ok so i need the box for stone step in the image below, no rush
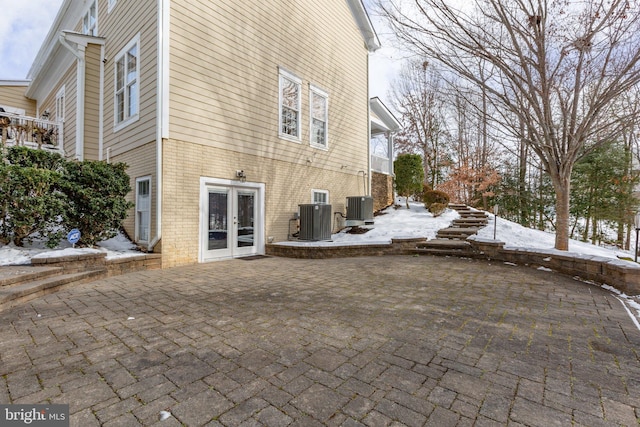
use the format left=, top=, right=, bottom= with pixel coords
left=416, top=239, right=472, bottom=249
left=448, top=203, right=468, bottom=210
left=436, top=227, right=480, bottom=239
left=0, top=266, right=64, bottom=287
left=413, top=248, right=475, bottom=257
left=453, top=218, right=488, bottom=225
left=0, top=269, right=106, bottom=310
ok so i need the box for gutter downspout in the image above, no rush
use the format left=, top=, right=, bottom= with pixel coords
left=59, top=33, right=85, bottom=161
left=148, top=0, right=170, bottom=252
left=98, top=44, right=105, bottom=160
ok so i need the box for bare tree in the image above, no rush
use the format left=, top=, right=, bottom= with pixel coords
left=391, top=60, right=448, bottom=188
left=378, top=0, right=640, bottom=250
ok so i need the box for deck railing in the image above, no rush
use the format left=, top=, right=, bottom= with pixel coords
left=0, top=111, right=63, bottom=154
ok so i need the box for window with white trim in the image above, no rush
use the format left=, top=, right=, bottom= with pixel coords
left=278, top=68, right=301, bottom=141
left=114, top=35, right=140, bottom=129
left=82, top=1, right=97, bottom=36
left=55, top=86, right=65, bottom=122
left=312, top=189, right=329, bottom=205
left=310, top=85, right=328, bottom=148
left=108, top=0, right=117, bottom=13
left=136, top=177, right=151, bottom=243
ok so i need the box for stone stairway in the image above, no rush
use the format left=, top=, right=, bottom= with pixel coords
left=414, top=203, right=489, bottom=256
left=0, top=251, right=162, bottom=311
left=0, top=265, right=106, bottom=310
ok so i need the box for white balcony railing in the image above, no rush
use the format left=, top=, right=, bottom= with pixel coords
left=371, top=154, right=391, bottom=174
left=0, top=111, right=63, bottom=154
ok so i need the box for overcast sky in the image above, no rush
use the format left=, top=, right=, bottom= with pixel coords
left=0, top=0, right=398, bottom=103
left=0, top=0, right=65, bottom=79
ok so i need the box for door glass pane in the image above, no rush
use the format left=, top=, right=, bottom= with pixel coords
left=208, top=191, right=228, bottom=250
left=237, top=192, right=255, bottom=247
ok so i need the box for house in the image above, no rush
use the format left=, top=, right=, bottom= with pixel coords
left=0, top=0, right=381, bottom=267
left=370, top=97, right=401, bottom=212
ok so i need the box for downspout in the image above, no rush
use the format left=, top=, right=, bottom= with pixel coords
left=148, top=0, right=169, bottom=252
left=59, top=33, right=85, bottom=161
left=98, top=44, right=105, bottom=160
left=366, top=53, right=372, bottom=196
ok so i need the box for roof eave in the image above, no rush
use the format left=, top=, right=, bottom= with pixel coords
left=347, top=0, right=382, bottom=52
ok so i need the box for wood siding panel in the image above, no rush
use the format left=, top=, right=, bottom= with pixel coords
left=84, top=43, right=101, bottom=160
left=101, top=0, right=158, bottom=158
left=0, top=85, right=36, bottom=116
left=169, top=0, right=370, bottom=173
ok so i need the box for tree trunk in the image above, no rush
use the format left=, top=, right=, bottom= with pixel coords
left=553, top=177, right=571, bottom=251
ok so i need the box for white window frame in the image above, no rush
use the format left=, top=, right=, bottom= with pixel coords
left=309, top=85, right=328, bottom=149
left=135, top=176, right=151, bottom=243
left=82, top=1, right=98, bottom=36
left=114, top=34, right=140, bottom=131
left=278, top=68, right=302, bottom=142
left=312, top=189, right=329, bottom=205
left=55, top=86, right=65, bottom=123
left=108, top=0, right=117, bottom=13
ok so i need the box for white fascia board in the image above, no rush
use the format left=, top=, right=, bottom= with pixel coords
left=0, top=80, right=30, bottom=86
left=370, top=97, right=401, bottom=131
left=27, top=0, right=82, bottom=80
left=347, top=0, right=381, bottom=52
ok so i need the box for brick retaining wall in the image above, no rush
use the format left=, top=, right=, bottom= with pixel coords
left=268, top=238, right=640, bottom=295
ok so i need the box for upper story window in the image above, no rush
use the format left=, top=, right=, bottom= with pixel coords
left=278, top=68, right=301, bottom=142
left=114, top=35, right=140, bottom=130
left=108, top=0, right=117, bottom=13
left=82, top=1, right=97, bottom=36
left=55, top=86, right=65, bottom=122
left=310, top=85, right=328, bottom=149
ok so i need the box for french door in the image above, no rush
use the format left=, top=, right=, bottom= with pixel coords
left=201, top=184, right=260, bottom=261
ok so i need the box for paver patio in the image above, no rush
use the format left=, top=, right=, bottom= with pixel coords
left=1, top=255, right=639, bottom=426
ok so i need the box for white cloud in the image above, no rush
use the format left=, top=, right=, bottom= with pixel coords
left=0, top=0, right=64, bottom=79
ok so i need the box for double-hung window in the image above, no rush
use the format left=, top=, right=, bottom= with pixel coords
left=115, top=35, right=140, bottom=129
left=55, top=86, right=65, bottom=123
left=310, top=85, right=328, bottom=149
left=278, top=68, right=301, bottom=141
left=108, top=0, right=117, bottom=13
left=136, top=177, right=151, bottom=243
left=82, top=1, right=97, bottom=36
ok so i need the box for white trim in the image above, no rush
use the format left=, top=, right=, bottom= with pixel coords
left=278, top=67, right=302, bottom=143
left=82, top=1, right=98, bottom=36
left=309, top=84, right=328, bottom=150
left=135, top=176, right=152, bottom=244
left=199, top=177, right=266, bottom=263
left=311, top=189, right=329, bottom=204
left=113, top=34, right=141, bottom=132
left=55, top=86, right=66, bottom=122
left=99, top=45, right=105, bottom=160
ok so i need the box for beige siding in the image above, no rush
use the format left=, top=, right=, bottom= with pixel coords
left=84, top=43, right=102, bottom=160
left=0, top=85, right=36, bottom=116
left=101, top=0, right=158, bottom=158
left=168, top=0, right=369, bottom=172
left=162, top=138, right=365, bottom=268
left=38, top=65, right=77, bottom=159
left=111, top=141, right=157, bottom=246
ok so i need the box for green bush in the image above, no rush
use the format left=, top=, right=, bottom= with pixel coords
left=0, top=164, right=65, bottom=247
left=424, top=190, right=450, bottom=209
left=6, top=146, right=65, bottom=171
left=0, top=147, right=134, bottom=248
left=428, top=202, right=447, bottom=217
left=60, top=160, right=133, bottom=246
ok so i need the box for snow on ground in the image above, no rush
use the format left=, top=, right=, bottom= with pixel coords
left=280, top=197, right=636, bottom=261
left=0, top=198, right=636, bottom=265
left=0, top=232, right=142, bottom=266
